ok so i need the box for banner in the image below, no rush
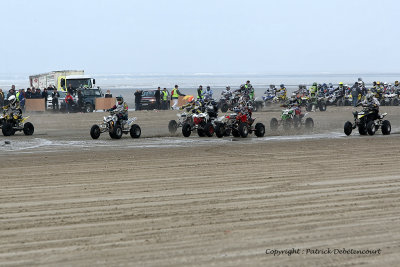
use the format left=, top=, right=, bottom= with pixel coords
left=25, top=99, right=45, bottom=111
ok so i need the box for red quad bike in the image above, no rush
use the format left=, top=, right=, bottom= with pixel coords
left=214, top=107, right=265, bottom=138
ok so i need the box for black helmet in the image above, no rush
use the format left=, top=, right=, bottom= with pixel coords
left=116, top=95, right=123, bottom=102
left=280, top=84, right=284, bottom=88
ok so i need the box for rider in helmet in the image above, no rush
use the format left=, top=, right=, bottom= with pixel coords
left=361, top=92, right=380, bottom=120
left=221, top=86, right=232, bottom=99
left=394, top=81, right=400, bottom=95
left=245, top=80, right=255, bottom=100
left=109, top=95, right=128, bottom=124
left=202, top=86, right=213, bottom=101
left=3, top=95, right=22, bottom=120
left=276, top=84, right=287, bottom=101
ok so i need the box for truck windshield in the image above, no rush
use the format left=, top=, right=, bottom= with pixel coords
left=66, top=79, right=92, bottom=89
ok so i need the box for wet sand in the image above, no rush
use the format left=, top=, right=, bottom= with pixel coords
left=0, top=106, right=400, bottom=266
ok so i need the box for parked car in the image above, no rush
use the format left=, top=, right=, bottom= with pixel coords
left=140, top=90, right=170, bottom=110
left=58, top=88, right=104, bottom=112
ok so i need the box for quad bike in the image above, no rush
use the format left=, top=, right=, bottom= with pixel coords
left=90, top=109, right=141, bottom=139
left=306, top=95, right=327, bottom=112
left=270, top=105, right=314, bottom=131
left=168, top=111, right=193, bottom=134
left=344, top=105, right=391, bottom=136
left=380, top=93, right=399, bottom=106
left=181, top=101, right=219, bottom=137
left=219, top=94, right=238, bottom=113
left=0, top=109, right=34, bottom=136
left=214, top=107, right=265, bottom=138
left=181, top=112, right=215, bottom=137
left=326, top=91, right=344, bottom=106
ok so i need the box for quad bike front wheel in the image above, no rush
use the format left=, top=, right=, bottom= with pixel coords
left=358, top=122, right=368, bottom=135
left=168, top=120, right=178, bottom=134
left=381, top=120, right=391, bottom=135
left=255, top=122, right=265, bottom=137
left=111, top=126, right=123, bottom=139
left=270, top=118, right=279, bottom=131
left=215, top=124, right=225, bottom=138
left=367, top=121, right=376, bottom=136
left=238, top=122, right=249, bottom=138
left=90, top=124, right=101, bottom=139
left=182, top=123, right=192, bottom=137
left=23, top=122, right=34, bottom=136
left=130, top=124, right=141, bottom=138
left=204, top=122, right=215, bottom=137
left=344, top=121, right=353, bottom=136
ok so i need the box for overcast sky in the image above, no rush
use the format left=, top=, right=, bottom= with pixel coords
left=0, top=0, right=399, bottom=75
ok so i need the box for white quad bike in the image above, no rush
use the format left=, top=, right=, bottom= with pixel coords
left=90, top=109, right=141, bottom=139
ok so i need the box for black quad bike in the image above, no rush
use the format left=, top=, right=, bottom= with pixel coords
left=344, top=106, right=391, bottom=136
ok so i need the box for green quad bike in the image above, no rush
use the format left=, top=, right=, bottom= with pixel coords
left=270, top=105, right=314, bottom=131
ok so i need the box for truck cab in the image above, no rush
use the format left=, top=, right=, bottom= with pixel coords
left=59, top=75, right=96, bottom=91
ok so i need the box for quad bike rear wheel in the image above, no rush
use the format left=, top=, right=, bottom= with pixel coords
left=270, top=118, right=279, bottom=131
left=305, top=117, right=314, bottom=130
left=2, top=122, right=15, bottom=136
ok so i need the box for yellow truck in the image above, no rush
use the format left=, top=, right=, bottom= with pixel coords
left=29, top=70, right=97, bottom=91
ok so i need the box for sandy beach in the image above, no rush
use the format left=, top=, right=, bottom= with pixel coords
left=0, top=106, right=400, bottom=266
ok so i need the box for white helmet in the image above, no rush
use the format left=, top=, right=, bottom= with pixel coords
left=384, top=82, right=388, bottom=86
left=8, top=95, right=16, bottom=104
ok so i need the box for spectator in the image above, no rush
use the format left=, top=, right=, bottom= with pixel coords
left=52, top=88, right=60, bottom=110
left=77, top=90, right=84, bottom=112
left=0, top=89, right=4, bottom=108
left=161, top=88, right=169, bottom=110
left=7, top=85, right=16, bottom=99
left=105, top=90, right=112, bottom=98
left=171, top=85, right=185, bottom=110
left=42, top=88, right=49, bottom=110
left=155, top=87, right=161, bottom=110
left=18, top=89, right=25, bottom=110
left=67, top=84, right=74, bottom=95
left=26, top=88, right=32, bottom=99
left=34, top=88, right=41, bottom=99
left=65, top=92, right=74, bottom=113
left=134, top=90, right=143, bottom=111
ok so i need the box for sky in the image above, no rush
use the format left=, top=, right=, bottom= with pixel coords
left=0, top=0, right=399, bottom=75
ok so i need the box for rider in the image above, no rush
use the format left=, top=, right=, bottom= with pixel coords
left=202, top=86, right=213, bottom=100
left=221, top=86, right=232, bottom=98
left=394, top=81, right=400, bottom=95
left=276, top=84, right=287, bottom=101
left=3, top=95, right=22, bottom=120
left=109, top=95, right=129, bottom=125
left=337, top=82, right=345, bottom=97
left=245, top=80, right=255, bottom=100
left=361, top=92, right=380, bottom=120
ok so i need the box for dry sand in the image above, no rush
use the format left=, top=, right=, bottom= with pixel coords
left=0, top=106, right=399, bottom=266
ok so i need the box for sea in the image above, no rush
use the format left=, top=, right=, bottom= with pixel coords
left=1, top=73, right=400, bottom=107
